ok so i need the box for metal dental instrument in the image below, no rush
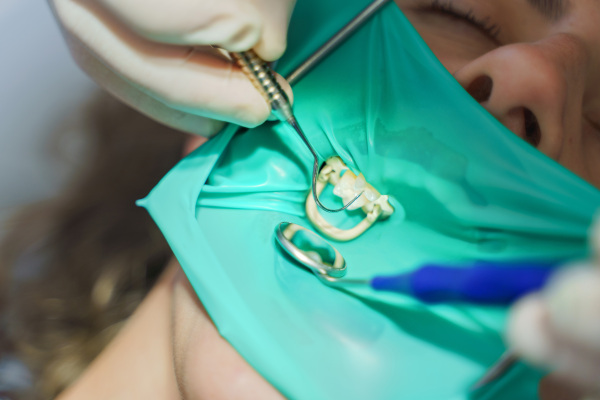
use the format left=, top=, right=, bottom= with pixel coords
left=275, top=221, right=348, bottom=278
left=275, top=222, right=556, bottom=301
left=275, top=221, right=554, bottom=390
left=470, top=351, right=519, bottom=391
left=230, top=0, right=392, bottom=213
left=286, top=0, right=392, bottom=86
left=230, top=50, right=359, bottom=213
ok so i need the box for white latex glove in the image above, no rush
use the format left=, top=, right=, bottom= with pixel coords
left=507, top=217, right=600, bottom=393
left=50, top=0, right=296, bottom=136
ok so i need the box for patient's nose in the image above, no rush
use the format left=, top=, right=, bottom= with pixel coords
left=453, top=35, right=587, bottom=160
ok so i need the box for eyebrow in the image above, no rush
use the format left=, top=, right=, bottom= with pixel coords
left=526, top=0, right=570, bottom=20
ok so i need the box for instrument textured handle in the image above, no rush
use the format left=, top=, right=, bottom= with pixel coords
left=230, top=50, right=292, bottom=121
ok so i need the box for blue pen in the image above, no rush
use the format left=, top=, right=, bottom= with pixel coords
left=367, top=261, right=556, bottom=304
left=315, top=260, right=557, bottom=305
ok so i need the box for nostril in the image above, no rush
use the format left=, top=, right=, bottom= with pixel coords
left=523, top=108, right=541, bottom=146
left=466, top=75, right=493, bottom=103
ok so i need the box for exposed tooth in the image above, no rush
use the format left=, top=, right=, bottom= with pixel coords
left=332, top=171, right=371, bottom=210
left=308, top=157, right=396, bottom=241
left=325, top=157, right=393, bottom=215
left=354, top=174, right=367, bottom=191
left=348, top=194, right=369, bottom=210
left=333, top=172, right=356, bottom=197
left=365, top=188, right=379, bottom=202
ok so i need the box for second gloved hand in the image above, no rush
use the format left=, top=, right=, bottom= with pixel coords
left=50, top=0, right=296, bottom=136
left=507, top=217, right=600, bottom=393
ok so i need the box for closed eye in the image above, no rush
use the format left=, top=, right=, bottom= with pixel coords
left=418, top=0, right=502, bottom=43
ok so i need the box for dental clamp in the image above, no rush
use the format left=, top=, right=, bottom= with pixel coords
left=306, top=156, right=395, bottom=241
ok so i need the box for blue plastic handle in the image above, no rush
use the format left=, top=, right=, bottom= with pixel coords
left=369, top=261, right=556, bottom=304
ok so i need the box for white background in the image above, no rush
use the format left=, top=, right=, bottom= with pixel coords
left=0, top=0, right=97, bottom=233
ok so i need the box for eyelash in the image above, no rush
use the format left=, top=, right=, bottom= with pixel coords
left=424, top=0, right=502, bottom=40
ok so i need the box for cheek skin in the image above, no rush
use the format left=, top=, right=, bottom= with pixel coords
left=397, top=2, right=499, bottom=74
left=398, top=2, right=600, bottom=190
left=569, top=120, right=600, bottom=189
left=170, top=268, right=285, bottom=400
left=415, top=36, right=470, bottom=74
left=408, top=26, right=477, bottom=75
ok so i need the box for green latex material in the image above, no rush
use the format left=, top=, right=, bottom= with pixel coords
left=139, top=1, right=600, bottom=399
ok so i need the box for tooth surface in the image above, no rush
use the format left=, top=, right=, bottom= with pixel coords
left=333, top=172, right=355, bottom=197
left=354, top=174, right=367, bottom=191
left=365, top=188, right=379, bottom=202
left=348, top=194, right=368, bottom=209
left=332, top=172, right=370, bottom=210
left=325, top=158, right=393, bottom=218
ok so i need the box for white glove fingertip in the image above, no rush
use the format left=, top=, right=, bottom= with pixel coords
left=254, top=37, right=288, bottom=62
left=225, top=83, right=271, bottom=128
left=178, top=16, right=261, bottom=53
left=545, top=268, right=600, bottom=351
left=507, top=294, right=556, bottom=366
left=251, top=0, right=296, bottom=61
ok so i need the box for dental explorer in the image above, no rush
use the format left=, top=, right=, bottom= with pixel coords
left=231, top=0, right=393, bottom=213
left=470, top=351, right=519, bottom=391
left=230, top=50, right=359, bottom=213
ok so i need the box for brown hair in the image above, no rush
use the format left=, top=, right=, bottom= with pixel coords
left=0, top=93, right=187, bottom=399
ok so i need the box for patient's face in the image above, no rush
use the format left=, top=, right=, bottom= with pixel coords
left=395, top=0, right=600, bottom=188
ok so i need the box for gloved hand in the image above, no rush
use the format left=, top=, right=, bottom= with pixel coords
left=507, top=218, right=600, bottom=392
left=50, top=0, right=296, bottom=136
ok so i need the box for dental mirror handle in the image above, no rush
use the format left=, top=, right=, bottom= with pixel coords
left=370, top=262, right=556, bottom=304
